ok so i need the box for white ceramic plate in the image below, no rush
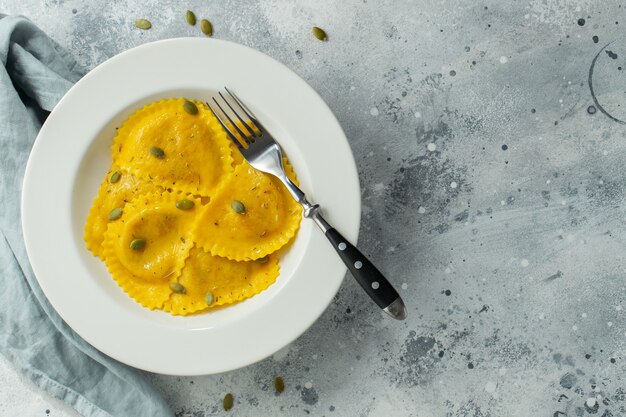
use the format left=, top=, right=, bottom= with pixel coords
left=21, top=38, right=360, bottom=375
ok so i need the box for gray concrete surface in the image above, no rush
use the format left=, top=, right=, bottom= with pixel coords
left=2, top=0, right=626, bottom=416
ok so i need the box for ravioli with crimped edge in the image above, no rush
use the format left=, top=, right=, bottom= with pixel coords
left=84, top=167, right=160, bottom=259
left=112, top=98, right=233, bottom=196
left=192, top=161, right=301, bottom=261
left=163, top=245, right=280, bottom=315
left=84, top=98, right=302, bottom=315
left=102, top=192, right=198, bottom=309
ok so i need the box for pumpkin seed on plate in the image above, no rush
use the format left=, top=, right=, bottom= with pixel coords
left=255, top=256, right=269, bottom=264
left=109, top=170, right=121, bottom=184
left=223, top=393, right=234, bottom=411
left=169, top=282, right=186, bottom=294
left=149, top=146, right=165, bottom=158
left=312, top=26, right=327, bottom=41
left=134, top=19, right=152, bottom=30
left=185, top=10, right=196, bottom=26
left=182, top=100, right=198, bottom=115
left=200, top=19, right=213, bottom=36
left=176, top=198, right=195, bottom=210
left=231, top=200, right=245, bottom=214
left=129, top=238, right=146, bottom=251
left=205, top=290, right=214, bottom=306
left=274, top=376, right=285, bottom=394
left=108, top=207, right=123, bottom=221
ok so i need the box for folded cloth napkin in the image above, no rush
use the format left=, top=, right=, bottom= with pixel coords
left=0, top=15, right=172, bottom=417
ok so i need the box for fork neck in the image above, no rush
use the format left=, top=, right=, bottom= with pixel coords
left=306, top=203, right=331, bottom=233
left=278, top=174, right=331, bottom=233
left=299, top=196, right=331, bottom=234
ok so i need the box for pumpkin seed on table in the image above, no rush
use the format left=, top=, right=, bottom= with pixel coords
left=176, top=198, right=195, bottom=210
left=182, top=100, right=198, bottom=115
left=169, top=282, right=186, bottom=294
left=109, top=170, right=121, bottom=184
left=223, top=393, right=234, bottom=411
left=312, top=26, right=327, bottom=41
left=108, top=207, right=123, bottom=221
left=149, top=146, right=165, bottom=158
left=129, top=238, right=146, bottom=251
left=200, top=19, right=213, bottom=36
left=134, top=19, right=152, bottom=30
left=205, top=290, right=214, bottom=306
left=231, top=200, right=245, bottom=214
left=185, top=10, right=196, bottom=26
left=274, top=376, right=285, bottom=394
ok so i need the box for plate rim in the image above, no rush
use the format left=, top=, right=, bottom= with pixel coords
left=21, top=38, right=361, bottom=375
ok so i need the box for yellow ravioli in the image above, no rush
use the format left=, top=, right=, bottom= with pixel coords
left=84, top=167, right=160, bottom=259
left=223, top=119, right=261, bottom=167
left=86, top=98, right=304, bottom=314
left=192, top=161, right=302, bottom=261
left=102, top=192, right=199, bottom=309
left=163, top=246, right=280, bottom=316
left=112, top=99, right=233, bottom=196
left=228, top=138, right=245, bottom=167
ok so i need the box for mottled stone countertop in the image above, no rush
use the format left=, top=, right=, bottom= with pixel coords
left=2, top=0, right=626, bottom=416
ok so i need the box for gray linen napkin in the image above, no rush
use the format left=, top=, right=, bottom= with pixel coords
left=0, top=14, right=172, bottom=417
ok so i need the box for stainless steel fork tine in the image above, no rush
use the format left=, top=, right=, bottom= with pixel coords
left=218, top=92, right=259, bottom=138
left=211, top=97, right=251, bottom=146
left=206, top=102, right=244, bottom=149
left=224, top=87, right=264, bottom=132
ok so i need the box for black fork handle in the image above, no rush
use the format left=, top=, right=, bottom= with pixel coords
left=324, top=227, right=406, bottom=319
left=303, top=204, right=406, bottom=320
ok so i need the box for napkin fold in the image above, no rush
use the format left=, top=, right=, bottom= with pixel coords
left=0, top=14, right=172, bottom=417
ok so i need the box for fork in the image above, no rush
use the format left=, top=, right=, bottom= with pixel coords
left=207, top=88, right=407, bottom=320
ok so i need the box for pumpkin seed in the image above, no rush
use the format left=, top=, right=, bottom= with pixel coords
left=109, top=170, right=121, bottom=184
left=129, top=238, right=146, bottom=251
left=205, top=291, right=214, bottom=306
left=312, top=26, right=327, bottom=41
left=274, top=376, right=285, bottom=394
left=255, top=256, right=269, bottom=264
left=231, top=200, right=245, bottom=214
left=108, top=207, right=123, bottom=221
left=200, top=19, right=213, bottom=36
left=182, top=100, right=198, bottom=115
left=176, top=198, right=195, bottom=210
left=169, top=282, right=186, bottom=294
left=149, top=146, right=165, bottom=158
left=185, top=10, right=196, bottom=26
left=223, top=393, right=233, bottom=411
left=134, top=19, right=152, bottom=30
